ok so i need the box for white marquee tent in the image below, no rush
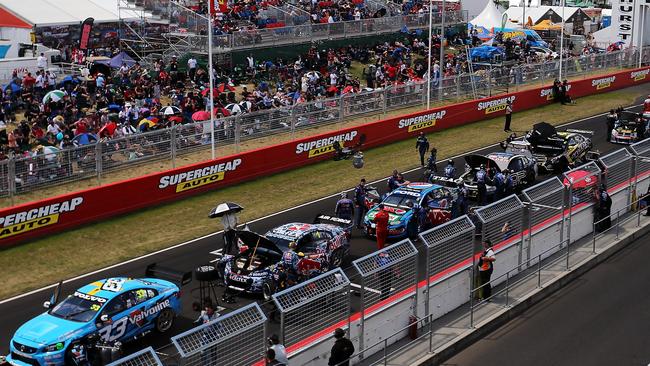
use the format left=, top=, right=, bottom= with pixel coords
left=469, top=0, right=518, bottom=29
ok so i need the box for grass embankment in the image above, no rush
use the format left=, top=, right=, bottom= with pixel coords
left=0, top=88, right=645, bottom=300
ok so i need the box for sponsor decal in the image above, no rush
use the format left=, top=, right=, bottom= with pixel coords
left=592, top=76, right=616, bottom=90
left=398, top=110, right=447, bottom=132
left=74, top=291, right=108, bottom=303
left=631, top=69, right=649, bottom=81
left=128, top=299, right=171, bottom=326
left=477, top=96, right=516, bottom=114
left=158, top=159, right=242, bottom=193
left=540, top=85, right=572, bottom=100
left=295, top=131, right=358, bottom=158
left=0, top=197, right=83, bottom=240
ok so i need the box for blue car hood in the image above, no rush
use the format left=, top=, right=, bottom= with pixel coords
left=15, top=313, right=89, bottom=345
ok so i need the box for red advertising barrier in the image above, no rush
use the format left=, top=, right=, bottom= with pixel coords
left=2, top=67, right=649, bottom=247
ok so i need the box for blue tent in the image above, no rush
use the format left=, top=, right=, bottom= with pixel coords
left=96, top=52, right=136, bottom=69
left=470, top=46, right=505, bottom=61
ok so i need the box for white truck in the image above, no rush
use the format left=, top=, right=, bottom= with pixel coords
left=0, top=43, right=62, bottom=83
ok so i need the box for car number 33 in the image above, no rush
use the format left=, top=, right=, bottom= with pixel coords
left=97, top=317, right=128, bottom=342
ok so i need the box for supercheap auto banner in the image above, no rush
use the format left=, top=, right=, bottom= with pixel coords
left=1, top=67, right=649, bottom=246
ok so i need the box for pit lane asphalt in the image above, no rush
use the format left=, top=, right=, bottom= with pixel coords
left=0, top=103, right=641, bottom=357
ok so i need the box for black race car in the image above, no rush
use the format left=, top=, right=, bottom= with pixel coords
left=459, top=153, right=537, bottom=199
left=610, top=112, right=648, bottom=144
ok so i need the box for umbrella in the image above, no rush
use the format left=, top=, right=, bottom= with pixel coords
left=139, top=107, right=150, bottom=114
left=138, top=118, right=156, bottom=130
left=216, top=83, right=236, bottom=93
left=239, top=101, right=253, bottom=112
left=98, top=121, right=117, bottom=137
left=209, top=202, right=244, bottom=218
left=192, top=110, right=211, bottom=121
left=225, top=103, right=242, bottom=115
left=563, top=170, right=598, bottom=189
left=72, top=133, right=98, bottom=146
left=287, top=91, right=300, bottom=100
left=213, top=107, right=231, bottom=117
left=3, top=82, right=21, bottom=93
left=161, top=105, right=181, bottom=115
left=306, top=71, right=321, bottom=80
left=168, top=116, right=184, bottom=124
left=62, top=75, right=80, bottom=84
left=327, top=85, right=338, bottom=93
left=200, top=88, right=218, bottom=97
left=42, top=90, right=66, bottom=104
left=107, top=104, right=122, bottom=112
left=33, top=145, right=60, bottom=162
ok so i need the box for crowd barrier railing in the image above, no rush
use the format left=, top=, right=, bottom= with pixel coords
left=2, top=48, right=648, bottom=204
left=105, top=139, right=650, bottom=365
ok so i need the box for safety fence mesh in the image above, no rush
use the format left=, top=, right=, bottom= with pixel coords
left=107, top=347, right=163, bottom=366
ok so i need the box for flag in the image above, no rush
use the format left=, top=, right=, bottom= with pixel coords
left=79, top=18, right=94, bottom=50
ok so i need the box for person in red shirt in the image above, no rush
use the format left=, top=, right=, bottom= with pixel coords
left=374, top=204, right=390, bottom=250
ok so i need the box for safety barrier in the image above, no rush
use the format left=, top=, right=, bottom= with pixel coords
left=170, top=303, right=267, bottom=366
left=352, top=239, right=418, bottom=353
left=600, top=148, right=635, bottom=213
left=272, top=268, right=351, bottom=346
left=105, top=145, right=650, bottom=366
left=1, top=65, right=650, bottom=246
left=106, top=347, right=163, bottom=366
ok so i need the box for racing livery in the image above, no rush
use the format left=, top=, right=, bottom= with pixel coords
left=610, top=111, right=648, bottom=144
left=364, top=182, right=456, bottom=239
left=8, top=278, right=181, bottom=366
left=218, top=217, right=351, bottom=299
left=506, top=122, right=594, bottom=172
left=459, top=153, right=537, bottom=199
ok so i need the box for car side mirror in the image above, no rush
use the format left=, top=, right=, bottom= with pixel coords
left=43, top=301, right=51, bottom=309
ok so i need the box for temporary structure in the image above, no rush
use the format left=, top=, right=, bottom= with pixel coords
left=469, top=0, right=517, bottom=30
left=532, top=19, right=563, bottom=31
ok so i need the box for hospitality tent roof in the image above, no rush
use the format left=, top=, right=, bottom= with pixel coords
left=504, top=6, right=562, bottom=26
left=0, top=7, right=31, bottom=28
left=0, top=0, right=153, bottom=26
left=469, top=0, right=517, bottom=29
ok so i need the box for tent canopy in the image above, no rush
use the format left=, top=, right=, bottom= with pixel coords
left=95, top=52, right=137, bottom=68
left=469, top=0, right=517, bottom=30
left=0, top=7, right=31, bottom=28
left=531, top=19, right=562, bottom=31
left=504, top=7, right=563, bottom=26
left=470, top=45, right=505, bottom=60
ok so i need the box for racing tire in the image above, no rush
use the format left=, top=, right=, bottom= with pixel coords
left=195, top=264, right=220, bottom=282
left=262, top=281, right=276, bottom=302
left=329, top=248, right=345, bottom=268
left=155, top=309, right=175, bottom=333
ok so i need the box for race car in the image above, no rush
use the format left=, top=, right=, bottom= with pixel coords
left=610, top=111, right=648, bottom=144
left=217, top=216, right=351, bottom=299
left=506, top=122, right=594, bottom=172
left=364, top=182, right=456, bottom=239
left=8, top=276, right=184, bottom=366
left=459, top=152, right=537, bottom=199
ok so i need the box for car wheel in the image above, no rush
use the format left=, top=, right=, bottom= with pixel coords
left=155, top=309, right=175, bottom=333
left=262, top=281, right=276, bottom=302
left=195, top=264, right=220, bottom=282
left=329, top=248, right=345, bottom=268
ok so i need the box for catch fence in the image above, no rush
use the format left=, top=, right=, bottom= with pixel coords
left=1, top=47, right=648, bottom=201
left=107, top=347, right=163, bottom=366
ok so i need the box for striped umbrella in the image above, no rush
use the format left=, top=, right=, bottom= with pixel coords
left=42, top=90, right=66, bottom=104
left=160, top=105, right=182, bottom=116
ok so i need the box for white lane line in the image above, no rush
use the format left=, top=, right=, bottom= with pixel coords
left=0, top=105, right=638, bottom=305
left=209, top=249, right=224, bottom=263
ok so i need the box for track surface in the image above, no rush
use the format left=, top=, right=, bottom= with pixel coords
left=443, top=230, right=650, bottom=366
left=0, top=103, right=640, bottom=357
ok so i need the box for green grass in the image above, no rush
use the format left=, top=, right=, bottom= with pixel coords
left=0, top=89, right=644, bottom=300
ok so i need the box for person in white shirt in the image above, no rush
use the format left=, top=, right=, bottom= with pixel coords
left=47, top=71, right=57, bottom=90
left=330, top=72, right=338, bottom=86
left=37, top=53, right=47, bottom=69
left=47, top=120, right=61, bottom=135
left=187, top=57, right=198, bottom=81
left=269, top=334, right=289, bottom=365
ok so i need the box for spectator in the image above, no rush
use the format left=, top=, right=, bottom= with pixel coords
left=477, top=239, right=495, bottom=301
left=328, top=328, right=354, bottom=366
left=268, top=334, right=289, bottom=365
left=266, top=349, right=286, bottom=366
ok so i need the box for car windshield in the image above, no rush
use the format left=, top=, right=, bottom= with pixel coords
left=265, top=234, right=292, bottom=253
left=384, top=193, right=418, bottom=209
left=50, top=294, right=103, bottom=322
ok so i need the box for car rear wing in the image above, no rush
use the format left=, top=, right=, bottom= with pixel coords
left=565, top=129, right=594, bottom=136
left=314, top=214, right=353, bottom=230
left=145, top=263, right=192, bottom=286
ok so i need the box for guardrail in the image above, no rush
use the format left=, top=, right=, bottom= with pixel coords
left=2, top=47, right=648, bottom=202
left=104, top=141, right=650, bottom=366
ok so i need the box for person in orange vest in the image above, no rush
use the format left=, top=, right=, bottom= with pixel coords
left=477, top=239, right=496, bottom=300
left=374, top=204, right=390, bottom=250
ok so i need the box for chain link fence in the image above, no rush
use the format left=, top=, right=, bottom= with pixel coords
left=599, top=148, right=634, bottom=213
left=2, top=48, right=648, bottom=201
left=352, top=239, right=418, bottom=352
left=170, top=303, right=267, bottom=366
left=630, top=138, right=650, bottom=198
left=563, top=161, right=602, bottom=249
left=272, top=267, right=350, bottom=346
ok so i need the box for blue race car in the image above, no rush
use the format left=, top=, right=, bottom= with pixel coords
left=364, top=182, right=456, bottom=239
left=8, top=275, right=184, bottom=366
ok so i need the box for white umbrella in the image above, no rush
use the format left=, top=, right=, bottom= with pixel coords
left=306, top=71, right=321, bottom=80
left=225, top=103, right=242, bottom=115
left=208, top=202, right=244, bottom=218
left=239, top=100, right=253, bottom=112
left=161, top=105, right=181, bottom=116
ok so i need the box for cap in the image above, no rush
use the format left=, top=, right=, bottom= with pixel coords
left=334, top=328, right=345, bottom=338
left=297, top=252, right=305, bottom=258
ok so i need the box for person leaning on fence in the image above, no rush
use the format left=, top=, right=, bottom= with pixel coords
left=477, top=240, right=496, bottom=301
left=268, top=334, right=289, bottom=365
left=266, top=348, right=286, bottom=366
left=328, top=328, right=355, bottom=366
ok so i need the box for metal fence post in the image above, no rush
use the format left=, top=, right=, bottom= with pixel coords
left=290, top=106, right=296, bottom=140
left=505, top=272, right=510, bottom=307
left=95, top=142, right=102, bottom=185
left=566, top=184, right=573, bottom=270
left=359, top=276, right=365, bottom=358
left=235, top=118, right=241, bottom=153
left=170, top=126, right=176, bottom=168
left=8, top=157, right=15, bottom=206
left=616, top=211, right=620, bottom=239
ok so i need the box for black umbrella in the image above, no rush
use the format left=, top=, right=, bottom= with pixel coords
left=208, top=202, right=244, bottom=218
